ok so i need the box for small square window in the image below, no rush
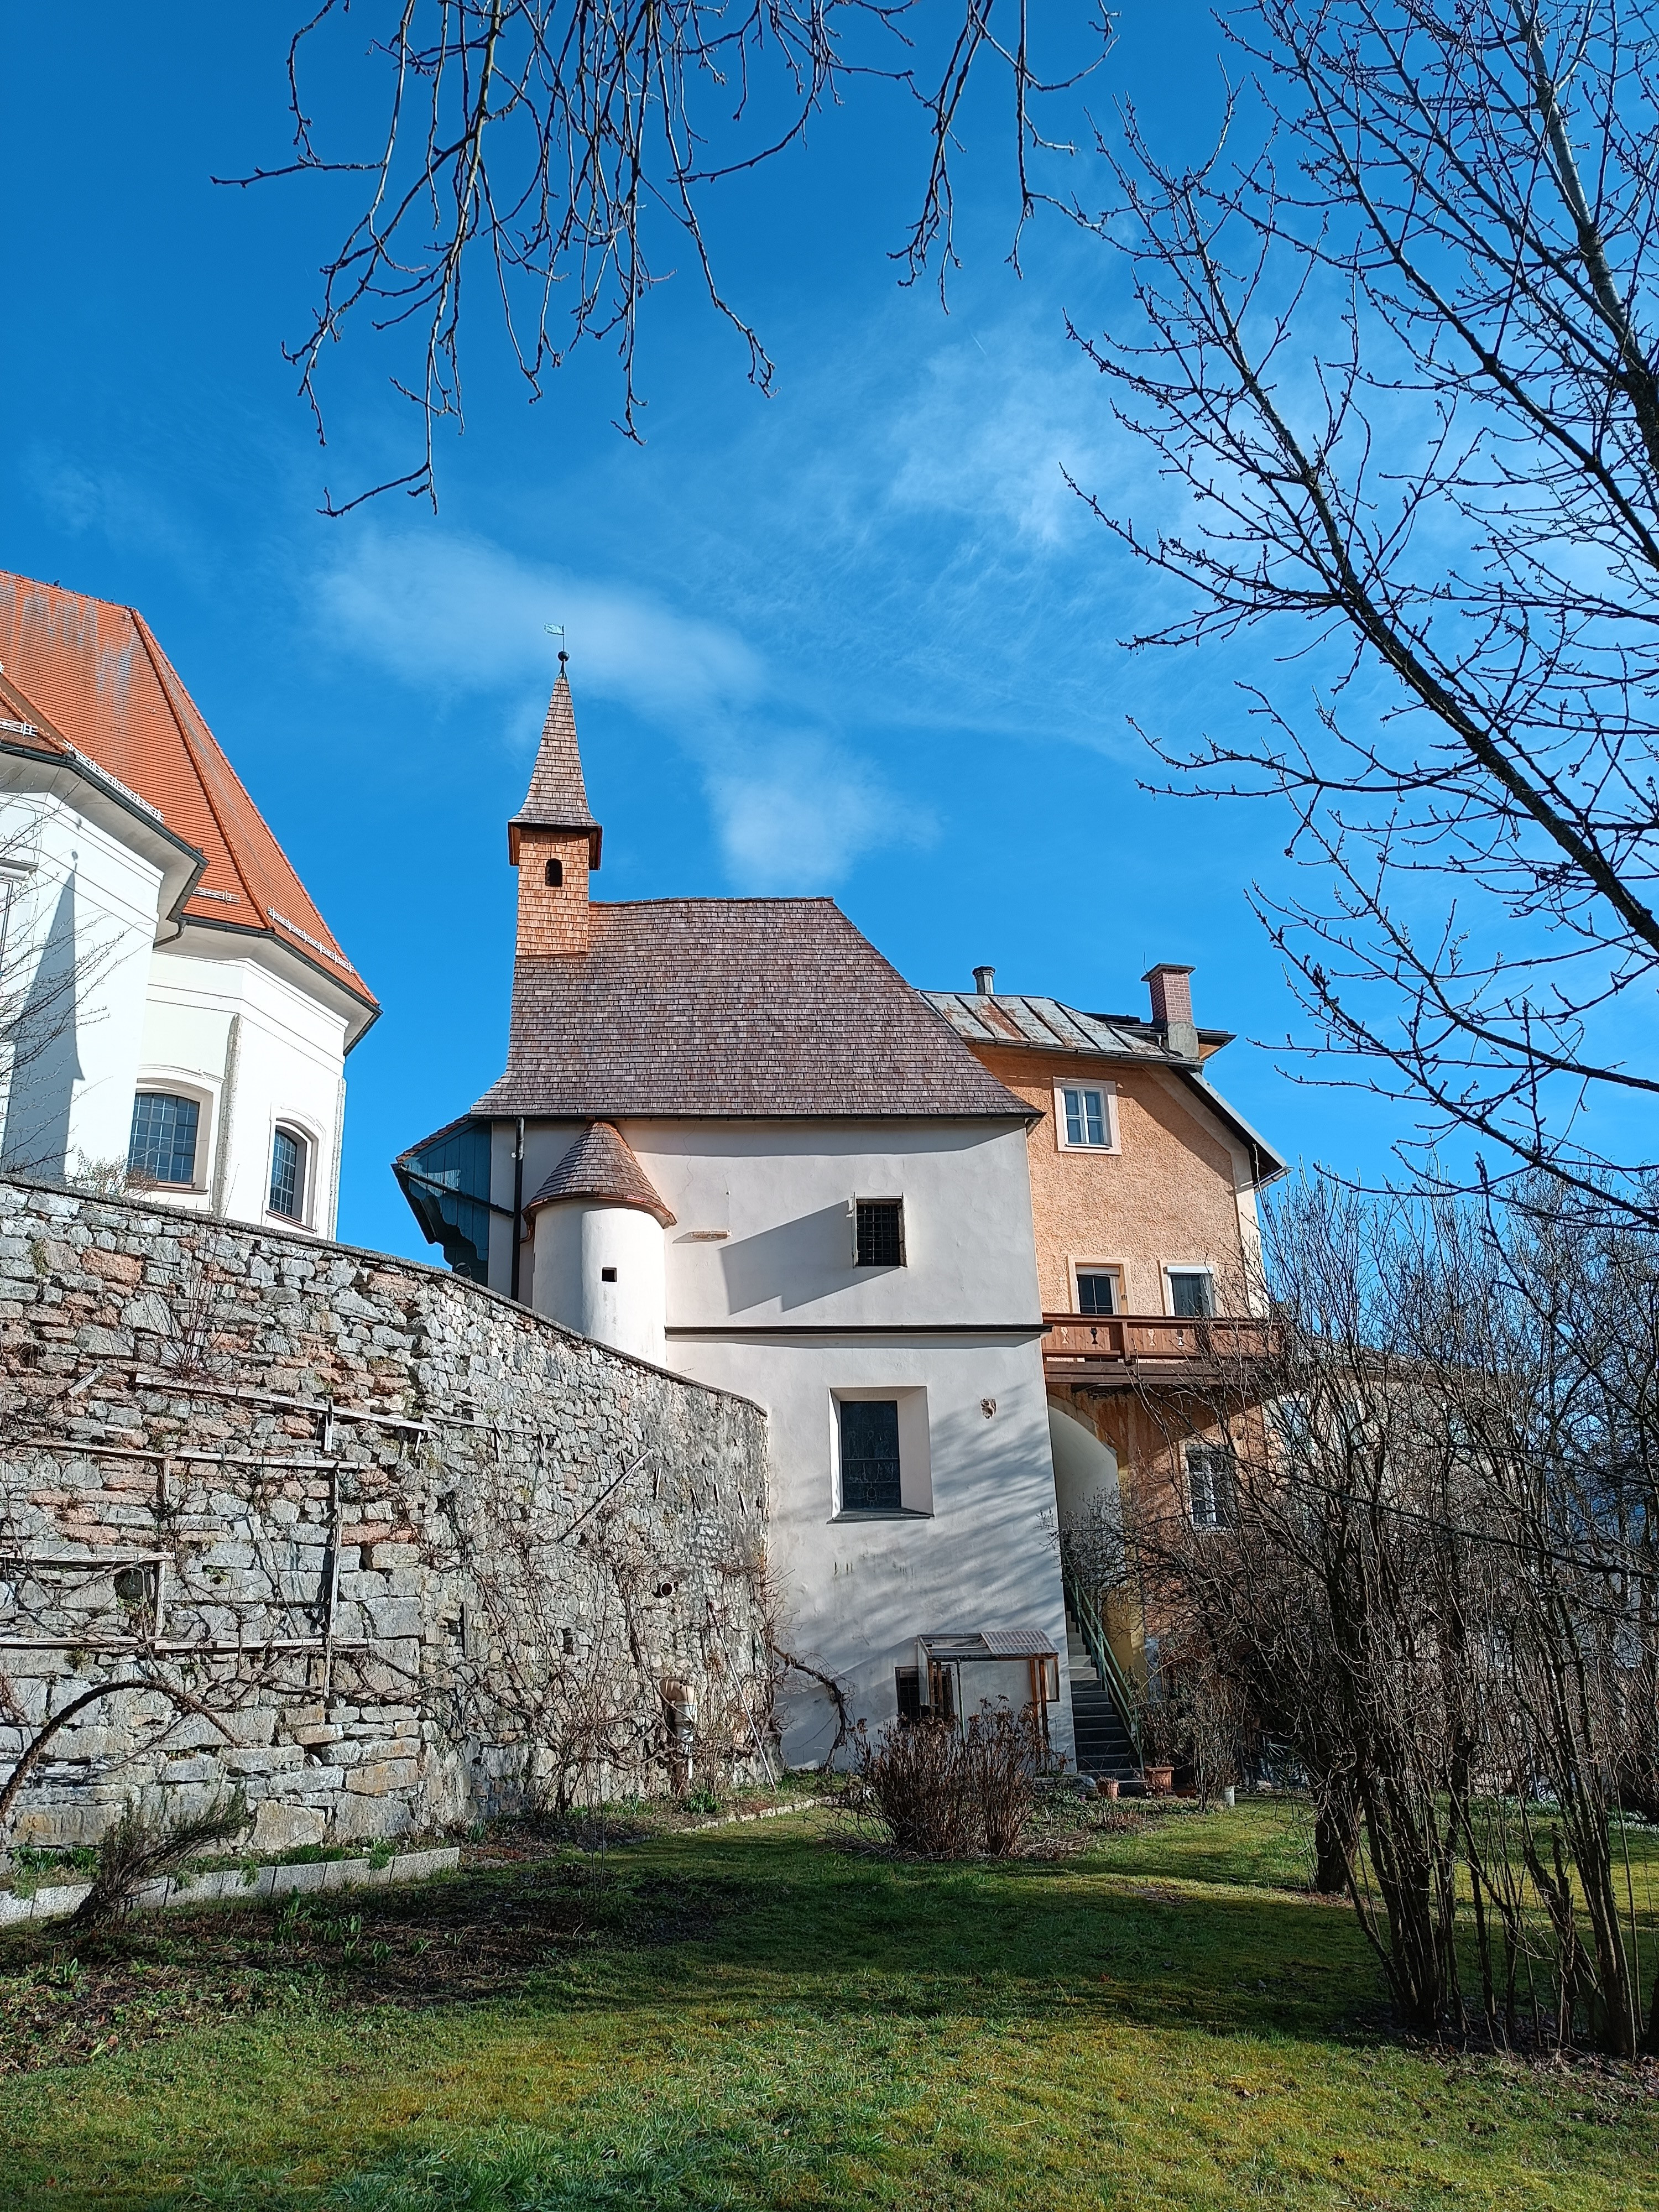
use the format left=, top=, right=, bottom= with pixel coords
left=839, top=1397, right=902, bottom=1511
left=1076, top=1267, right=1120, bottom=1316
left=1168, top=1269, right=1214, bottom=1318
left=1056, top=1083, right=1114, bottom=1150
left=1188, top=1443, right=1235, bottom=1528
left=854, top=1198, right=904, bottom=1267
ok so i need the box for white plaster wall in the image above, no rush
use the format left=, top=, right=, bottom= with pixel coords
left=139, top=937, right=349, bottom=1233
left=530, top=1202, right=666, bottom=1363
left=0, top=789, right=163, bottom=1183
left=680, top=1328, right=1071, bottom=1767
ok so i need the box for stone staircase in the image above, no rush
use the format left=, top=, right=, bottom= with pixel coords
left=1066, top=1618, right=1141, bottom=1783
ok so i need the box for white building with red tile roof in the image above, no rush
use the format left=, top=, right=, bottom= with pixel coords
left=0, top=572, right=375, bottom=1233
left=397, top=670, right=1072, bottom=1768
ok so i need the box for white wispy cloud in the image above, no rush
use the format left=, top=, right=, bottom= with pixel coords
left=314, top=527, right=763, bottom=718
left=311, top=526, right=922, bottom=892
left=707, top=737, right=933, bottom=893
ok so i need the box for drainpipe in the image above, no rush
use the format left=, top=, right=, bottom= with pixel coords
left=509, top=1116, right=525, bottom=1302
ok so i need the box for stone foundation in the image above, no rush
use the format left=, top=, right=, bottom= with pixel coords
left=0, top=1178, right=770, bottom=1860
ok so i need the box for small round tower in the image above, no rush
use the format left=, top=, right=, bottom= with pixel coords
left=525, top=1121, right=674, bottom=1364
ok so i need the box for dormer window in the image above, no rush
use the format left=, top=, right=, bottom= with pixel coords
left=854, top=1198, right=904, bottom=1267
left=545, top=857, right=564, bottom=886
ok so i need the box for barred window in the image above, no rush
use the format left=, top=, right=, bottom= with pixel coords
left=269, top=1128, right=304, bottom=1219
left=128, top=1093, right=200, bottom=1186
left=854, top=1198, right=904, bottom=1268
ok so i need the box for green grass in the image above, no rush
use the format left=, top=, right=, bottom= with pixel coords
left=2, top=1798, right=1656, bottom=2211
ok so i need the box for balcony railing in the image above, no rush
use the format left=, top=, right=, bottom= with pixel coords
left=1042, top=1311, right=1276, bottom=1383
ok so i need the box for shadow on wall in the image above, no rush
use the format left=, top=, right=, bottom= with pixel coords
left=1, top=874, right=82, bottom=1182
left=780, top=1392, right=1063, bottom=1767
left=721, top=1202, right=898, bottom=1314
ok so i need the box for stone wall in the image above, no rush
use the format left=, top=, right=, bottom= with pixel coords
left=0, top=1178, right=770, bottom=1859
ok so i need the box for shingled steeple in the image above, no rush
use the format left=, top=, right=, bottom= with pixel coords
left=509, top=666, right=601, bottom=959
left=508, top=667, right=601, bottom=868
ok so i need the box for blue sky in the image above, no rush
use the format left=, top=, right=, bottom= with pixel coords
left=1, top=4, right=1424, bottom=1259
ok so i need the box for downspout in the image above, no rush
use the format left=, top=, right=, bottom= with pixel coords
left=509, top=1115, right=525, bottom=1302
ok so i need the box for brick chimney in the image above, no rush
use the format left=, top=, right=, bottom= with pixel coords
left=508, top=667, right=601, bottom=960
left=1142, top=962, right=1199, bottom=1061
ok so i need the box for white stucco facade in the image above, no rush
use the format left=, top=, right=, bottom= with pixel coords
left=0, top=763, right=361, bottom=1235
left=508, top=1114, right=1075, bottom=1766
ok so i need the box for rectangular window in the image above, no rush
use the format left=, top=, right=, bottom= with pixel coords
left=128, top=1093, right=200, bottom=1186
left=1187, top=1443, right=1235, bottom=1529
left=1168, top=1269, right=1214, bottom=1318
left=895, top=1666, right=923, bottom=1721
left=1076, top=1267, right=1120, bottom=1316
left=1056, top=1083, right=1115, bottom=1150
left=839, top=1397, right=902, bottom=1511
left=854, top=1198, right=904, bottom=1268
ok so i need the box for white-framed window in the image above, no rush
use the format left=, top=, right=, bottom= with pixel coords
left=851, top=1196, right=905, bottom=1267
left=831, top=1387, right=932, bottom=1518
left=128, top=1091, right=204, bottom=1188
left=268, top=1125, right=310, bottom=1222
left=1187, top=1442, right=1235, bottom=1529
left=1072, top=1262, right=1124, bottom=1316
left=1053, top=1081, right=1117, bottom=1152
left=1166, top=1266, right=1215, bottom=1318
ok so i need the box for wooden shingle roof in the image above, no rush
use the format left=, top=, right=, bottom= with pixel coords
left=474, top=899, right=1032, bottom=1120
left=525, top=1121, right=676, bottom=1224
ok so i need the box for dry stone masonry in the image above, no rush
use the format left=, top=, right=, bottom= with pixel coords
left=0, top=1179, right=770, bottom=1862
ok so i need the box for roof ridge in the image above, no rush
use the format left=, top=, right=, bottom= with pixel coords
left=129, top=612, right=262, bottom=921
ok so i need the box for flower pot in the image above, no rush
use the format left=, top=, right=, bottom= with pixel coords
left=1102, top=1777, right=1120, bottom=1801
left=1144, top=1764, right=1175, bottom=1797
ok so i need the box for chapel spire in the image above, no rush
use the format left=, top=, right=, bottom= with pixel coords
left=509, top=664, right=600, bottom=960
left=507, top=664, right=602, bottom=868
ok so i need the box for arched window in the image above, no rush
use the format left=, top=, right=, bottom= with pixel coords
left=128, top=1093, right=200, bottom=1186
left=545, top=857, right=564, bottom=886
left=269, top=1127, right=305, bottom=1220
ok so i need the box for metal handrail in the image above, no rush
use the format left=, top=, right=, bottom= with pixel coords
left=1063, top=1569, right=1142, bottom=1766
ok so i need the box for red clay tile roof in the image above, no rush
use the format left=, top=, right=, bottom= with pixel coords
left=508, top=671, right=601, bottom=867
left=0, top=572, right=375, bottom=1016
left=474, top=899, right=1033, bottom=1120
left=525, top=1121, right=676, bottom=1225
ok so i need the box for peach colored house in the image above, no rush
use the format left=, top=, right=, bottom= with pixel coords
left=928, top=967, right=1285, bottom=1776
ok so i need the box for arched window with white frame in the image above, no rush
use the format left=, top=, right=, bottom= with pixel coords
left=268, top=1125, right=307, bottom=1222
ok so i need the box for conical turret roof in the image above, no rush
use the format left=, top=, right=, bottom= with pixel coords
left=524, top=1121, right=675, bottom=1226
left=508, top=669, right=601, bottom=866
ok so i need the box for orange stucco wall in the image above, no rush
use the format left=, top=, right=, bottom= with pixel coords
left=968, top=1045, right=1256, bottom=1316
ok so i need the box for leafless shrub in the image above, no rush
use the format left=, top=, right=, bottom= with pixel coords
left=854, top=1703, right=1042, bottom=1858
left=69, top=1786, right=249, bottom=1928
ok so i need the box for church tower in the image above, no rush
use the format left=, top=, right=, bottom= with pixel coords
left=507, top=664, right=602, bottom=958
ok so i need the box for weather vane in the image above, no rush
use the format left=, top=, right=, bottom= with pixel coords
left=544, top=621, right=568, bottom=669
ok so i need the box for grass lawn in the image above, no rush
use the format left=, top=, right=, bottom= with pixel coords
left=2, top=1796, right=1656, bottom=2210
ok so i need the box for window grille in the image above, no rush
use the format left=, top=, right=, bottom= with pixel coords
left=854, top=1199, right=904, bottom=1267
left=840, top=1398, right=902, bottom=1511
left=1077, top=1268, right=1119, bottom=1316
left=1187, top=1443, right=1235, bottom=1529
left=269, top=1128, right=302, bottom=1219
left=1169, top=1269, right=1215, bottom=1318
left=128, top=1093, right=200, bottom=1186
left=1061, top=1085, right=1109, bottom=1146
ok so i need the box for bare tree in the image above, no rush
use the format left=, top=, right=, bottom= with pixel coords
left=1134, top=1171, right=1659, bottom=2053
left=1079, top=0, right=1659, bottom=1214
left=228, top=2, right=1103, bottom=509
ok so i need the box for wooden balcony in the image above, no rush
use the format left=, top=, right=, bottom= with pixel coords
left=1042, top=1311, right=1277, bottom=1390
